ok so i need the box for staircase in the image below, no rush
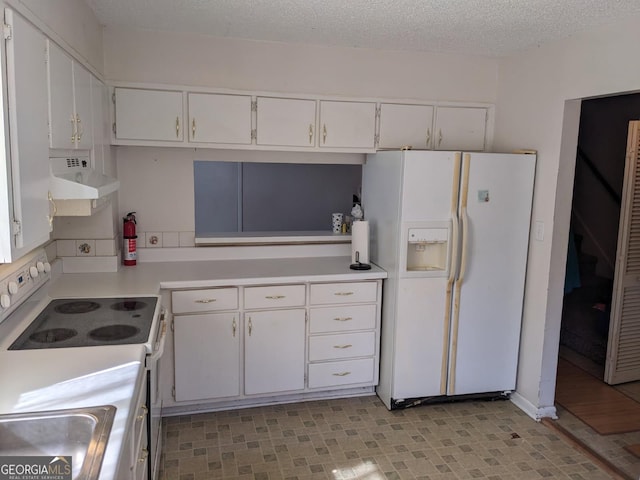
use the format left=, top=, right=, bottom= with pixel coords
left=560, top=233, right=613, bottom=365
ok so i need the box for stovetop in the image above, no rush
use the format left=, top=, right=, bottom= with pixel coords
left=9, top=297, right=158, bottom=350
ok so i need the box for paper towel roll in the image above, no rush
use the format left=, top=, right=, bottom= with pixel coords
left=351, top=220, right=370, bottom=264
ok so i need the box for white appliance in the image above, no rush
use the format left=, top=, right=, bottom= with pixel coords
left=0, top=249, right=166, bottom=480
left=362, top=150, right=535, bottom=409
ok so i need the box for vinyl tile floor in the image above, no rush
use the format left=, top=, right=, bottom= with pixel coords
left=159, top=395, right=610, bottom=480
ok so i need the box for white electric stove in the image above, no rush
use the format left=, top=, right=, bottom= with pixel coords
left=0, top=248, right=166, bottom=480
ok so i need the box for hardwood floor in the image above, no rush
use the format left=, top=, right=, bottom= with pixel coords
left=555, top=347, right=640, bottom=479
left=555, top=357, right=640, bottom=434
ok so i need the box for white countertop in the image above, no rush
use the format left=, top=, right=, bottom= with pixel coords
left=0, top=345, right=146, bottom=480
left=50, top=255, right=387, bottom=297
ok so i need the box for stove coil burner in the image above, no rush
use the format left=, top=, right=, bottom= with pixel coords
left=110, top=301, right=147, bottom=312
left=54, top=301, right=101, bottom=314
left=89, top=324, right=140, bottom=342
left=29, top=328, right=77, bottom=344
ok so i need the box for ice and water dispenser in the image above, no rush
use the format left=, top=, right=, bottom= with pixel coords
left=402, top=222, right=451, bottom=276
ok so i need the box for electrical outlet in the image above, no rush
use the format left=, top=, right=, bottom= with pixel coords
left=535, top=221, right=544, bottom=241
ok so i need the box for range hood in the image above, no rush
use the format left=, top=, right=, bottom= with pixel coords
left=50, top=156, right=119, bottom=200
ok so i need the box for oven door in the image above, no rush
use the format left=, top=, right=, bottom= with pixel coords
left=146, top=308, right=168, bottom=480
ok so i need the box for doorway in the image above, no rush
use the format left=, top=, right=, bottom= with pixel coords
left=560, top=93, right=640, bottom=378
left=554, top=94, right=640, bottom=479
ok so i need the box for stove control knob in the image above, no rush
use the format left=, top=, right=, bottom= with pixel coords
left=43, top=262, right=51, bottom=273
left=0, top=294, right=10, bottom=309
left=8, top=281, right=18, bottom=295
left=29, top=266, right=38, bottom=278
left=36, top=261, right=45, bottom=273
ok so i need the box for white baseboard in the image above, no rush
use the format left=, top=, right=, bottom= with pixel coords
left=510, top=391, right=557, bottom=420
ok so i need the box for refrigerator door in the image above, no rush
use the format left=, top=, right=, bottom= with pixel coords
left=448, top=153, right=535, bottom=396
left=393, top=277, right=448, bottom=400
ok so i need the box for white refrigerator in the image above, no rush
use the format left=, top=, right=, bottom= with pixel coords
left=362, top=150, right=535, bottom=409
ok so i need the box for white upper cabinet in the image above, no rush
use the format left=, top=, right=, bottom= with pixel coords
left=114, top=87, right=184, bottom=142
left=187, top=92, right=251, bottom=144
left=433, top=106, right=487, bottom=151
left=378, top=103, right=434, bottom=150
left=1, top=9, right=51, bottom=262
left=47, top=41, right=92, bottom=149
left=110, top=85, right=492, bottom=153
left=319, top=100, right=376, bottom=149
left=256, top=97, right=317, bottom=147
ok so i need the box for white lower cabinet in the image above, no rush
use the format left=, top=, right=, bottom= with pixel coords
left=169, top=279, right=381, bottom=408
left=244, top=309, right=305, bottom=395
left=308, top=281, right=380, bottom=390
left=173, top=312, right=240, bottom=401
left=117, top=377, right=148, bottom=480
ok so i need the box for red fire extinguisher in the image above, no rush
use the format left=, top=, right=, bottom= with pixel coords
left=123, top=212, right=137, bottom=266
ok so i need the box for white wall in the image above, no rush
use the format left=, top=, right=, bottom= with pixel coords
left=103, top=28, right=498, bottom=102
left=8, top=0, right=104, bottom=75
left=494, top=17, right=640, bottom=415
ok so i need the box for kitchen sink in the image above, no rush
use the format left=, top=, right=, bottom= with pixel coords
left=0, top=405, right=116, bottom=479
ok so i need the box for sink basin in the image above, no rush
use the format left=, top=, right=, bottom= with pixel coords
left=0, top=405, right=116, bottom=479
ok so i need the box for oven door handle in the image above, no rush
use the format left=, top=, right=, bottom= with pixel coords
left=148, top=311, right=168, bottom=363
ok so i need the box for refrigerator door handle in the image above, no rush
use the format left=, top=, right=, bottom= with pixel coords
left=448, top=214, right=459, bottom=282
left=458, top=206, right=470, bottom=283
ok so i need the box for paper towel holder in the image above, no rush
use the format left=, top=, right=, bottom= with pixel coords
left=350, top=251, right=371, bottom=270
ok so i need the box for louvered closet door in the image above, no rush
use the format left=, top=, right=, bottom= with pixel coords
left=606, top=120, right=640, bottom=384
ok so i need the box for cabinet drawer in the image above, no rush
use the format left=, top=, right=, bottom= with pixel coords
left=309, top=305, right=376, bottom=333
left=310, top=282, right=377, bottom=305
left=308, top=358, right=375, bottom=388
left=172, top=288, right=238, bottom=313
left=244, top=285, right=305, bottom=309
left=309, top=331, right=376, bottom=361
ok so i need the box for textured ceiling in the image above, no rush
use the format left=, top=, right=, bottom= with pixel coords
left=85, top=0, right=640, bottom=57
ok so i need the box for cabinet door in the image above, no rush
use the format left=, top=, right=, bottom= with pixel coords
left=188, top=92, right=251, bottom=144
left=433, top=106, right=487, bottom=151
left=378, top=103, right=434, bottom=150
left=245, top=309, right=305, bottom=395
left=256, top=97, right=317, bottom=147
left=319, top=101, right=376, bottom=149
left=174, top=312, right=240, bottom=401
left=47, top=41, right=75, bottom=149
left=90, top=76, right=106, bottom=173
left=72, top=62, right=92, bottom=149
left=114, top=87, right=184, bottom=142
left=2, top=9, right=51, bottom=261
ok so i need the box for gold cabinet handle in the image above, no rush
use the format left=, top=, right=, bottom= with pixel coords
left=265, top=295, right=285, bottom=300
left=334, top=292, right=354, bottom=296
left=176, top=116, right=180, bottom=138
left=426, top=128, right=431, bottom=148
left=47, top=191, right=57, bottom=229
left=438, top=129, right=443, bottom=147
left=138, top=448, right=149, bottom=463
left=70, top=115, right=76, bottom=144
left=309, top=124, right=313, bottom=144
left=232, top=317, right=236, bottom=337
left=248, top=317, right=252, bottom=336
left=333, top=317, right=353, bottom=322
left=332, top=372, right=351, bottom=377
left=195, top=298, right=216, bottom=303
left=192, top=118, right=196, bottom=139
left=323, top=124, right=327, bottom=144
left=333, top=344, right=353, bottom=349
left=137, top=404, right=148, bottom=421
left=76, top=114, right=83, bottom=141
